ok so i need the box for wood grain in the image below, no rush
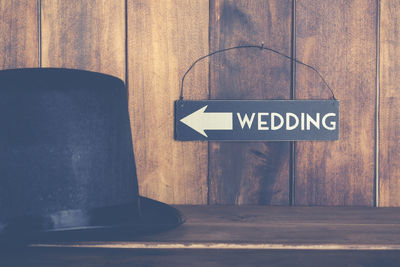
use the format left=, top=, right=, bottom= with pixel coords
left=295, top=0, right=377, bottom=206
left=127, top=0, right=209, bottom=204
left=0, top=0, right=38, bottom=69
left=209, top=0, right=291, bottom=204
left=41, top=0, right=125, bottom=79
left=379, top=0, right=400, bottom=207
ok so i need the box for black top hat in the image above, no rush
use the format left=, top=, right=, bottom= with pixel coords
left=0, top=68, right=183, bottom=244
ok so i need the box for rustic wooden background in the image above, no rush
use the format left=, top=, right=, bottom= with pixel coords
left=1, top=0, right=398, bottom=207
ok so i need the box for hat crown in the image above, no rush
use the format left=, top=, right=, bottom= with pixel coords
left=0, top=69, right=139, bottom=222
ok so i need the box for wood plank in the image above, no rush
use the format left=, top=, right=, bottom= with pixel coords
left=136, top=205, right=400, bottom=246
left=295, top=0, right=377, bottom=205
left=3, top=248, right=400, bottom=267
left=0, top=0, right=38, bottom=69
left=127, top=0, right=209, bottom=204
left=41, top=0, right=125, bottom=79
left=33, top=205, right=400, bottom=246
left=209, top=0, right=291, bottom=204
left=379, top=0, right=400, bottom=207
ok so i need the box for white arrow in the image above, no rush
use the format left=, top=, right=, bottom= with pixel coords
left=180, top=105, right=233, bottom=137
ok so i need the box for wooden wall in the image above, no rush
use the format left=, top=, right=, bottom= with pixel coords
left=1, top=0, right=398, bottom=207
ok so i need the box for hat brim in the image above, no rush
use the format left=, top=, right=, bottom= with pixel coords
left=0, top=196, right=184, bottom=246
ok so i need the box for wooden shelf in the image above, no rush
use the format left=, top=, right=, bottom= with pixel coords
left=3, top=206, right=400, bottom=266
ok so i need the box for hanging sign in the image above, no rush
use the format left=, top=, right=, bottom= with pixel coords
left=175, top=100, right=339, bottom=141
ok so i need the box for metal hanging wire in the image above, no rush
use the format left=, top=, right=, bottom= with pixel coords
left=179, top=42, right=336, bottom=101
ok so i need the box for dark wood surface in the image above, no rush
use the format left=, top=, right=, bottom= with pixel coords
left=209, top=0, right=291, bottom=205
left=3, top=206, right=400, bottom=266
left=34, top=205, right=400, bottom=247
left=379, top=0, right=400, bottom=207
left=294, top=0, right=377, bottom=206
left=41, top=0, right=125, bottom=79
left=0, top=0, right=38, bottom=69
left=2, top=248, right=400, bottom=267
left=127, top=0, right=209, bottom=204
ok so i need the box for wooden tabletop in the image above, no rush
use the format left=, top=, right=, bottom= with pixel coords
left=3, top=206, right=400, bottom=266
